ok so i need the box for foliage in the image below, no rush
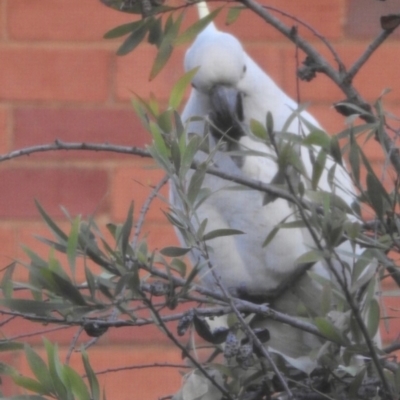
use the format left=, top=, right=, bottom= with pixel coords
left=1, top=1, right=400, bottom=400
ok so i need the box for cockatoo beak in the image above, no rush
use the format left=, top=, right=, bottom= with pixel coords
left=209, top=84, right=245, bottom=143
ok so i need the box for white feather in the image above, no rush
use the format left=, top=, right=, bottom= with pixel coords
left=170, top=18, right=380, bottom=370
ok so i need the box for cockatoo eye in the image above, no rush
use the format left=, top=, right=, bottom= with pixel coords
left=243, top=65, right=247, bottom=73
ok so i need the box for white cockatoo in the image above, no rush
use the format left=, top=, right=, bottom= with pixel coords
left=169, top=3, right=378, bottom=372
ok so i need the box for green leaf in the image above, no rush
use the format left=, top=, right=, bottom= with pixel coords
left=82, top=350, right=100, bottom=400
left=157, top=109, right=173, bottom=133
left=160, top=246, right=191, bottom=257
left=225, top=7, right=242, bottom=25
left=116, top=21, right=149, bottom=56
left=119, top=202, right=134, bottom=257
left=170, top=258, right=187, bottom=277
left=40, top=269, right=87, bottom=306
left=169, top=67, right=200, bottom=110
left=25, top=345, right=53, bottom=394
left=349, top=133, right=360, bottom=183
left=366, top=298, right=380, bottom=338
left=366, top=173, right=384, bottom=219
left=295, top=250, right=323, bottom=265
left=44, top=339, right=68, bottom=400
left=148, top=17, right=163, bottom=46
left=187, top=164, right=207, bottom=205
left=180, top=134, right=202, bottom=178
left=250, top=119, right=267, bottom=140
left=103, top=20, right=144, bottom=39
left=175, top=9, right=220, bottom=46
left=202, top=229, right=244, bottom=241
left=1, top=262, right=15, bottom=299
left=148, top=12, right=184, bottom=80
left=329, top=135, right=343, bottom=166
left=12, top=375, right=49, bottom=395
left=311, top=149, right=327, bottom=190
left=84, top=265, right=96, bottom=299
left=35, top=200, right=68, bottom=242
left=0, top=341, right=23, bottom=352
left=266, top=111, right=274, bottom=137
left=62, top=365, right=91, bottom=400
left=1, top=396, right=47, bottom=400
left=262, top=226, right=279, bottom=248
left=0, top=299, right=70, bottom=316
left=348, top=368, right=366, bottom=399
left=149, top=121, right=170, bottom=162
left=149, top=37, right=174, bottom=80
left=314, top=317, right=346, bottom=345
left=67, top=216, right=80, bottom=277
left=303, top=130, right=331, bottom=149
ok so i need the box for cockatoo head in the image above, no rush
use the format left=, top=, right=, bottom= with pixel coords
left=184, top=29, right=246, bottom=94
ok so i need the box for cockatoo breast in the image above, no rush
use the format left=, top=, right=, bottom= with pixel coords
left=184, top=31, right=246, bottom=93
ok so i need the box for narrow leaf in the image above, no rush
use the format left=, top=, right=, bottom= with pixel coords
left=160, top=246, right=191, bottom=257
left=82, top=350, right=100, bottom=400
left=226, top=7, right=242, bottom=25
left=67, top=216, right=80, bottom=277
left=149, top=37, right=174, bottom=80
left=314, top=317, right=345, bottom=345
left=116, top=22, right=148, bottom=56
left=202, top=229, right=244, bottom=241
left=25, top=345, right=53, bottom=394
left=174, top=9, right=220, bottom=45
left=104, top=20, right=144, bottom=39
left=169, top=67, right=200, bottom=110
left=35, top=200, right=68, bottom=242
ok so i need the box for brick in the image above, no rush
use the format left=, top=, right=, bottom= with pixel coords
left=0, top=225, right=17, bottom=268
left=115, top=45, right=185, bottom=101
left=244, top=44, right=284, bottom=88
left=0, top=352, right=21, bottom=397
left=13, top=107, right=150, bottom=160
left=111, top=162, right=169, bottom=222
left=305, top=104, right=348, bottom=134
left=0, top=48, right=110, bottom=102
left=7, top=0, right=134, bottom=41
left=0, top=168, right=109, bottom=219
left=0, top=106, right=9, bottom=154
left=345, top=0, right=400, bottom=38
left=84, top=346, right=183, bottom=400
left=381, top=296, right=400, bottom=343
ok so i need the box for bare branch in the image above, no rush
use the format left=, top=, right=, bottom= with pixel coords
left=346, top=29, right=395, bottom=83
left=92, top=362, right=190, bottom=377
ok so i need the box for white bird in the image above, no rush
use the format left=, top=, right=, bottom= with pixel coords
left=169, top=4, right=379, bottom=373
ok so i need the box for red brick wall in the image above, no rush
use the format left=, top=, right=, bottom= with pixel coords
left=0, top=0, right=399, bottom=398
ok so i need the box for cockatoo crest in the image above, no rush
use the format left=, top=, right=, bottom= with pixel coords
left=184, top=31, right=246, bottom=93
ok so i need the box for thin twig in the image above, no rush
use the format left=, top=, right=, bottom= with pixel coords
left=0, top=140, right=305, bottom=208
left=346, top=29, right=395, bottom=83
left=0, top=140, right=150, bottom=162
left=131, top=174, right=169, bottom=249
left=8, top=325, right=71, bottom=341
left=66, top=326, right=85, bottom=365
left=91, top=362, right=190, bottom=377
left=262, top=4, right=345, bottom=71
left=143, top=297, right=234, bottom=400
